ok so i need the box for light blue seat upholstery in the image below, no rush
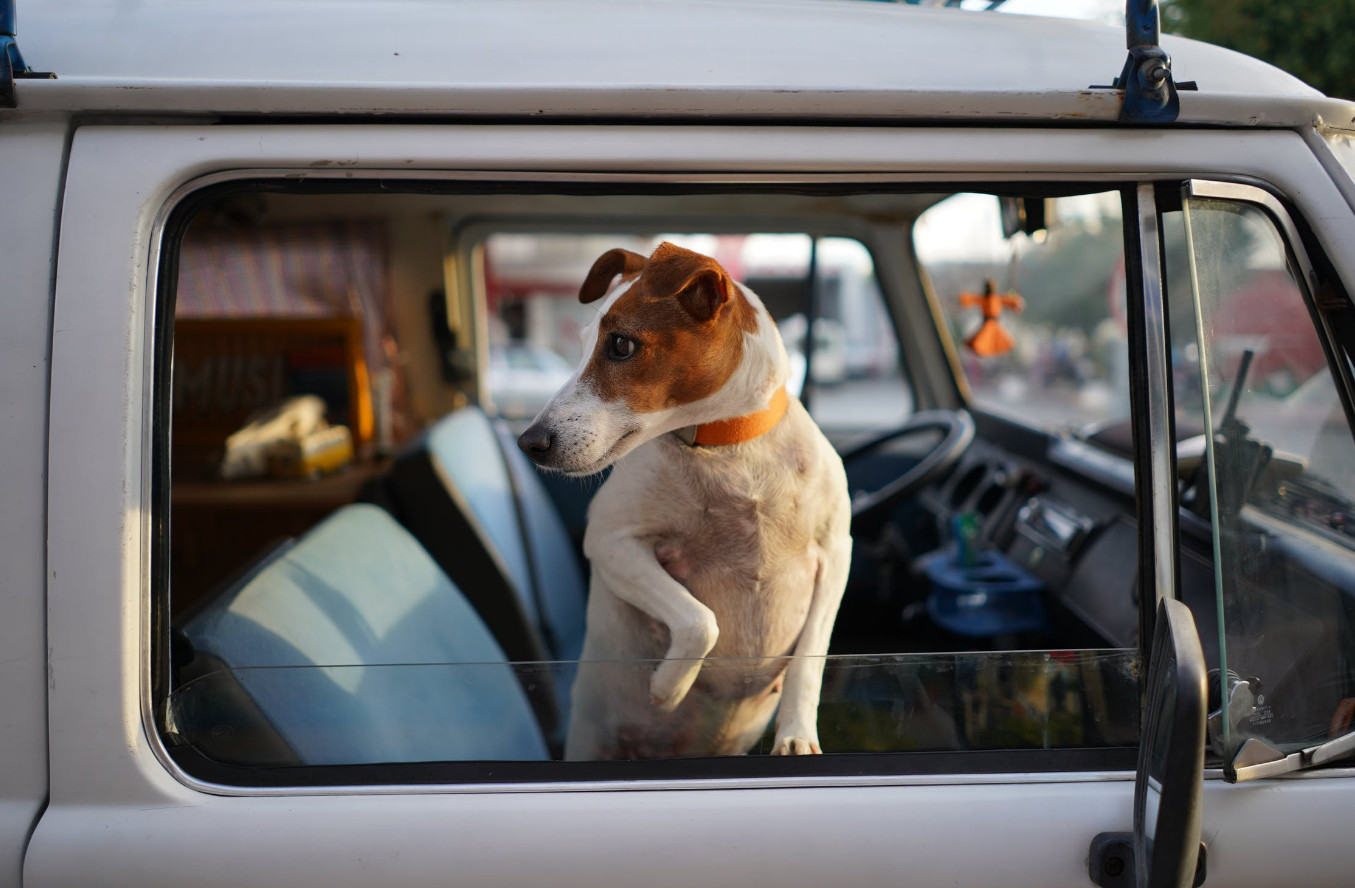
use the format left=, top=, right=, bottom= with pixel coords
left=424, top=407, right=587, bottom=663
left=493, top=420, right=588, bottom=663
left=182, top=503, right=549, bottom=765
left=426, top=409, right=542, bottom=627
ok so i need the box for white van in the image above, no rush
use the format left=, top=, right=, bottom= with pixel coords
left=6, top=1, right=1355, bottom=885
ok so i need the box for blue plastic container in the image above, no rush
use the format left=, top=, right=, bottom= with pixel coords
left=923, top=548, right=1048, bottom=638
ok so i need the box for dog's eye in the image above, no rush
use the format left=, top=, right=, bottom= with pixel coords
left=606, top=334, right=638, bottom=361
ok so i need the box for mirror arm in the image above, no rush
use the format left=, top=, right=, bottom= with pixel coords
left=1092, top=599, right=1206, bottom=888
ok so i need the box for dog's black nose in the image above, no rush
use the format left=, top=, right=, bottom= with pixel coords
left=517, top=425, right=553, bottom=459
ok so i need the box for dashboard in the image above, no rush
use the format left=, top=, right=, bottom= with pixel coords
left=913, top=413, right=1220, bottom=655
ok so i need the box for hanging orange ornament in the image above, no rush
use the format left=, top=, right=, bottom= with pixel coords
left=959, top=278, right=1024, bottom=358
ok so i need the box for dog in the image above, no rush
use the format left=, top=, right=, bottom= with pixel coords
left=518, top=242, right=852, bottom=759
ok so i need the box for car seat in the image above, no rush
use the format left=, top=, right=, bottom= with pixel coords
left=176, top=503, right=550, bottom=765
left=369, top=407, right=588, bottom=722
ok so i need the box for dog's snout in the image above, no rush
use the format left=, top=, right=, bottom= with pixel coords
left=518, top=424, right=554, bottom=460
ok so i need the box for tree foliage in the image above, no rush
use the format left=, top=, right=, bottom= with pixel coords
left=1163, top=0, right=1355, bottom=100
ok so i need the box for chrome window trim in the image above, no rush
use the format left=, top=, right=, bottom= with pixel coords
left=160, top=769, right=1144, bottom=800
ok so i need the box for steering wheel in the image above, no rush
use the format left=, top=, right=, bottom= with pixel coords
left=840, top=409, right=976, bottom=528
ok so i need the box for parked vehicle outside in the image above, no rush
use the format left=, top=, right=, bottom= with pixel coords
left=487, top=344, right=575, bottom=420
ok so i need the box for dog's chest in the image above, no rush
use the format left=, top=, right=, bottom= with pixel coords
left=643, top=444, right=824, bottom=656
left=654, top=474, right=810, bottom=578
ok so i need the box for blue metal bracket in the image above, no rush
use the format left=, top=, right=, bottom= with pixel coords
left=1, top=0, right=27, bottom=108
left=1091, top=0, right=1196, bottom=125
left=2, top=0, right=53, bottom=109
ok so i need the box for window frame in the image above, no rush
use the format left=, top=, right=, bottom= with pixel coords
left=147, top=174, right=1166, bottom=792
left=1123, top=182, right=1182, bottom=648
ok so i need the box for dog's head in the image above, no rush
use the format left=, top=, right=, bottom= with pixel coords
left=517, top=242, right=789, bottom=475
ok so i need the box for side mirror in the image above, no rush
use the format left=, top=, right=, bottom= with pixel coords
left=1091, top=598, right=1208, bottom=888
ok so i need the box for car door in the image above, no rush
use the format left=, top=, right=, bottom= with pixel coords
left=26, top=121, right=1355, bottom=888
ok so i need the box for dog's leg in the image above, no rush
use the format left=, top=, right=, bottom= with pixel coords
left=585, top=529, right=720, bottom=712
left=772, top=534, right=852, bottom=755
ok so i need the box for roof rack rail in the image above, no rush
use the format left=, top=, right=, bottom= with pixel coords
left=1092, top=0, right=1197, bottom=124
left=2, top=0, right=54, bottom=109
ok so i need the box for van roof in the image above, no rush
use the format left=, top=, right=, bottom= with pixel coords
left=16, top=0, right=1355, bottom=127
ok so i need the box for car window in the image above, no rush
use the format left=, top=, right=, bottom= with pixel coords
left=156, top=184, right=1144, bottom=787
left=916, top=192, right=1128, bottom=433
left=1168, top=187, right=1355, bottom=771
left=170, top=650, right=1139, bottom=773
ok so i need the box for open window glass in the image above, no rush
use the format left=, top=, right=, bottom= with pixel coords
left=1175, top=181, right=1355, bottom=780
left=153, top=182, right=1155, bottom=788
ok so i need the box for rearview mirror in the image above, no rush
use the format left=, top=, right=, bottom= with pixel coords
left=998, top=196, right=1048, bottom=238
left=1090, top=598, right=1207, bottom=888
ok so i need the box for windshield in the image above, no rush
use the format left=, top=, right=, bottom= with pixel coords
left=915, top=191, right=1128, bottom=433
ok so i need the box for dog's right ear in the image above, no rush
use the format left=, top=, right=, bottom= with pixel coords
left=579, top=249, right=647, bottom=304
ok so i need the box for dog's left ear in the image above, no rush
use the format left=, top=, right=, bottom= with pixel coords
left=579, top=249, right=648, bottom=304
left=647, top=242, right=732, bottom=323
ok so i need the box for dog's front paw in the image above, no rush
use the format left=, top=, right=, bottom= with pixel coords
left=770, top=733, right=822, bottom=756
left=650, top=657, right=704, bottom=712
left=649, top=610, right=719, bottom=711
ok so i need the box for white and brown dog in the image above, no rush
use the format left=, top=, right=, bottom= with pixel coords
left=518, top=242, right=852, bottom=759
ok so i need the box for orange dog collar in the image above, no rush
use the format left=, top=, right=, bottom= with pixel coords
left=675, top=386, right=790, bottom=447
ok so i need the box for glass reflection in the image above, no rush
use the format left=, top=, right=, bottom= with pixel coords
left=168, top=649, right=1140, bottom=766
